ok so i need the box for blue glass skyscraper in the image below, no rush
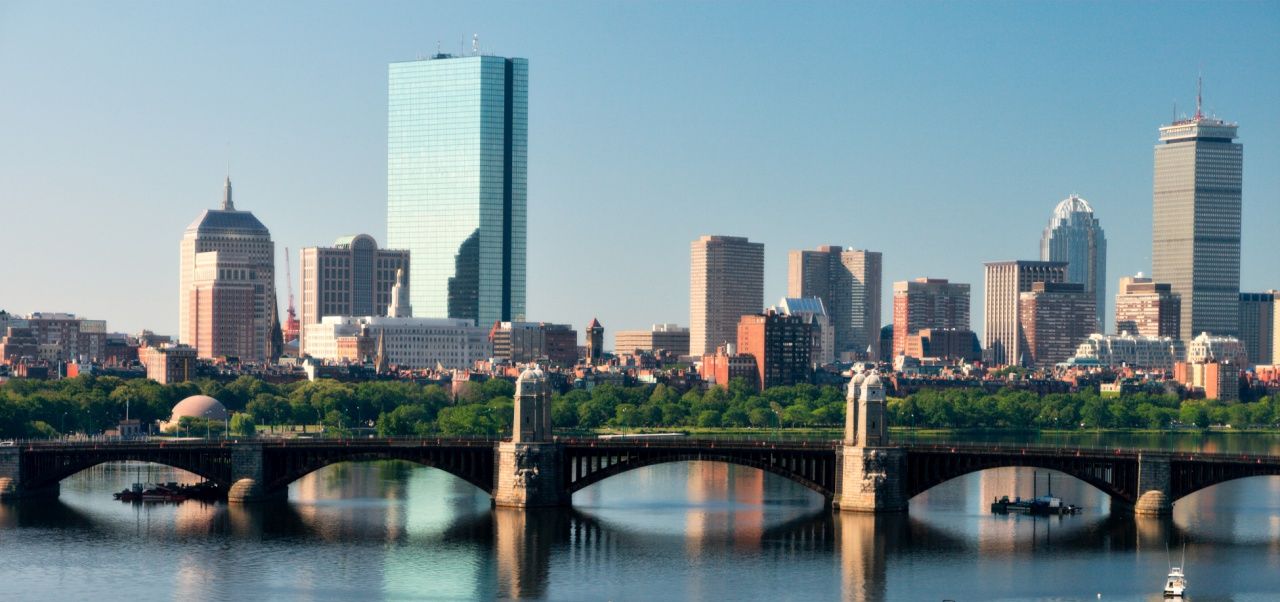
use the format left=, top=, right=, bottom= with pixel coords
left=1040, top=194, right=1107, bottom=332
left=388, top=53, right=527, bottom=327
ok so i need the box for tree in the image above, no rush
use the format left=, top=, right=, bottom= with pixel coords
left=229, top=412, right=256, bottom=437
left=696, top=410, right=721, bottom=428
left=377, top=405, right=429, bottom=437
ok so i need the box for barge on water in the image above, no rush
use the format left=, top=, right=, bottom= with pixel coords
left=113, top=481, right=225, bottom=503
left=990, top=471, right=1083, bottom=516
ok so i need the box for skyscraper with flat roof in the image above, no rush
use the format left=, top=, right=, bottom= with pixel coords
left=787, top=246, right=882, bottom=359
left=690, top=235, right=764, bottom=357
left=1153, top=83, right=1242, bottom=340
left=983, top=260, right=1066, bottom=366
left=1040, top=194, right=1106, bottom=332
left=388, top=52, right=527, bottom=327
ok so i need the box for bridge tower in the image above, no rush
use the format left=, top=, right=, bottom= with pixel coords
left=1134, top=452, right=1173, bottom=516
left=495, top=365, right=569, bottom=507
left=835, top=370, right=907, bottom=513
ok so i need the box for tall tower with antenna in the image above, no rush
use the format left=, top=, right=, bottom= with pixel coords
left=283, top=247, right=300, bottom=345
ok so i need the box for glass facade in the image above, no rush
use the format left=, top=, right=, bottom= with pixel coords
left=388, top=54, right=527, bottom=327
left=1040, top=195, right=1106, bottom=333
left=1153, top=118, right=1241, bottom=340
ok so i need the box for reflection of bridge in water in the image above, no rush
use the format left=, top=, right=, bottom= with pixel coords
left=3, top=437, right=1279, bottom=517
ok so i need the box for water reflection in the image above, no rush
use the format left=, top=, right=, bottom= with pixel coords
left=2, top=460, right=1278, bottom=600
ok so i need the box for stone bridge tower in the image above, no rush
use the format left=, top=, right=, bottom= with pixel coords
left=836, top=369, right=907, bottom=512
left=495, top=365, right=568, bottom=507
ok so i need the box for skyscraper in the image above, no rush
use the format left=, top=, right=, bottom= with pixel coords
left=1040, top=194, right=1106, bottom=331
left=1153, top=82, right=1242, bottom=340
left=787, top=246, right=882, bottom=359
left=1114, top=274, right=1181, bottom=338
left=891, top=278, right=970, bottom=358
left=298, top=234, right=409, bottom=351
left=388, top=52, right=527, bottom=327
left=690, top=235, right=764, bottom=357
left=1238, top=291, right=1276, bottom=366
left=983, top=260, right=1066, bottom=366
left=179, top=178, right=276, bottom=362
left=1018, top=282, right=1097, bottom=369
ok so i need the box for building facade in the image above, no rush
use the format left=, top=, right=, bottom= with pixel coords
left=388, top=53, right=527, bottom=327
left=138, top=344, right=197, bottom=384
left=585, top=318, right=603, bottom=363
left=179, top=178, right=276, bottom=362
left=1238, top=291, right=1276, bottom=366
left=299, top=234, right=409, bottom=351
left=614, top=324, right=690, bottom=357
left=489, top=321, right=577, bottom=367
left=1152, top=94, right=1242, bottom=340
left=736, top=312, right=812, bottom=391
left=891, top=278, right=970, bottom=358
left=1040, top=194, right=1107, bottom=332
left=1186, top=332, right=1248, bottom=365
left=698, top=344, right=759, bottom=389
left=902, top=328, right=981, bottom=362
left=1115, top=274, right=1181, bottom=338
left=0, top=312, right=108, bottom=364
left=773, top=297, right=835, bottom=367
left=303, top=316, right=490, bottom=370
left=983, top=260, right=1067, bottom=366
left=1072, top=333, right=1186, bottom=371
left=690, top=235, right=764, bottom=357
left=1018, top=282, right=1097, bottom=369
left=787, top=245, right=882, bottom=358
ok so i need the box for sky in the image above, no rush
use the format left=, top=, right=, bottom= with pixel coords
left=1, top=1, right=1278, bottom=348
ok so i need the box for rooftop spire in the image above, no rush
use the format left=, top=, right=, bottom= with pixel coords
left=1194, top=73, right=1204, bottom=120
left=222, top=176, right=235, bottom=211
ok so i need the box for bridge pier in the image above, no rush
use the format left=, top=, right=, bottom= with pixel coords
left=1134, top=452, right=1172, bottom=516
left=835, top=446, right=908, bottom=513
left=493, top=442, right=569, bottom=508
left=228, top=444, right=286, bottom=503
left=0, top=448, right=59, bottom=501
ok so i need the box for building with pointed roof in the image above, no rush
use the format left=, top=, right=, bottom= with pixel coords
left=585, top=318, right=603, bottom=363
left=1041, top=194, right=1107, bottom=333
left=179, top=178, right=277, bottom=362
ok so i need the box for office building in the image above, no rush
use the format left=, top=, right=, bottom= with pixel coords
left=983, top=260, right=1067, bottom=366
left=1040, top=194, right=1107, bottom=331
left=179, top=178, right=276, bottom=362
left=388, top=52, right=527, bottom=326
left=1018, top=282, right=1097, bottom=369
left=1238, top=291, right=1276, bottom=366
left=1115, top=274, right=1181, bottom=338
left=891, top=278, right=970, bottom=358
left=490, top=321, right=577, bottom=366
left=787, top=245, right=882, bottom=358
left=902, top=329, right=981, bottom=362
left=299, top=234, right=409, bottom=351
left=1071, top=333, right=1185, bottom=371
left=690, top=235, right=764, bottom=357
left=774, top=297, right=835, bottom=367
left=614, top=324, right=690, bottom=357
left=304, top=316, right=490, bottom=370
left=138, top=344, right=197, bottom=384
left=735, top=311, right=812, bottom=390
left=1152, top=85, right=1242, bottom=340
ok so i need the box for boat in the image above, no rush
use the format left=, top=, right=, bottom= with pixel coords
left=113, top=481, right=223, bottom=503
left=1163, top=566, right=1186, bottom=598
left=990, top=472, right=1082, bottom=516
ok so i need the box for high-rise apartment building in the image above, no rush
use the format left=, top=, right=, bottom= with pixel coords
left=983, top=260, right=1066, bottom=366
left=690, top=235, right=764, bottom=357
left=737, top=311, right=812, bottom=391
left=1040, top=194, right=1106, bottom=331
left=1152, top=85, right=1242, bottom=340
left=388, top=53, right=527, bottom=326
left=891, top=278, right=970, bottom=358
left=1018, top=282, right=1097, bottom=369
left=787, top=245, right=882, bottom=358
left=773, top=297, right=834, bottom=367
left=1238, top=291, right=1276, bottom=366
left=1114, top=274, right=1181, bottom=338
left=299, top=234, right=409, bottom=351
left=179, top=178, right=276, bottom=362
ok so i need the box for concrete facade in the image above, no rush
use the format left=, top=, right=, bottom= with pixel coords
left=788, top=245, right=882, bottom=359
left=690, top=235, right=765, bottom=357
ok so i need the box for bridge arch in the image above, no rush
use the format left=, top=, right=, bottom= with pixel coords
left=260, top=447, right=495, bottom=495
left=1169, top=463, right=1280, bottom=505
left=904, top=450, right=1139, bottom=506
left=21, top=449, right=232, bottom=491
left=563, top=451, right=836, bottom=500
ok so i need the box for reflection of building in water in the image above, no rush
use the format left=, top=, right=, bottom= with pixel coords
left=837, top=513, right=889, bottom=602
left=683, top=462, right=766, bottom=554
left=495, top=508, right=561, bottom=599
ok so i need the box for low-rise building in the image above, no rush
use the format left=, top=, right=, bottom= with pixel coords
left=698, top=344, right=758, bottom=388
left=614, top=323, right=691, bottom=357
left=489, top=321, right=577, bottom=366
left=902, top=328, right=981, bottom=362
left=1187, top=332, right=1248, bottom=365
left=304, top=316, right=490, bottom=370
left=138, top=344, right=197, bottom=384
left=1175, top=361, right=1240, bottom=401
left=1071, top=332, right=1186, bottom=371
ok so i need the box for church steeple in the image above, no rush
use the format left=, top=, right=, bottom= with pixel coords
left=221, top=175, right=234, bottom=210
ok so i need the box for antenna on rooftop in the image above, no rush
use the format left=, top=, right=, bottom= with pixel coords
left=472, top=33, right=479, bottom=55
left=1194, top=71, right=1204, bottom=120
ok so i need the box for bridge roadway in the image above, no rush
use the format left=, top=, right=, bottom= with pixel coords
left=3, top=437, right=1279, bottom=515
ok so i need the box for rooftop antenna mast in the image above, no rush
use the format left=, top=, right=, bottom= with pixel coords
left=284, top=247, right=297, bottom=326
left=1194, top=72, right=1204, bottom=120
left=472, top=33, right=479, bottom=55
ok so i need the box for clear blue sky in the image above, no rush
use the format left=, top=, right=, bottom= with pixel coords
left=2, top=1, right=1277, bottom=345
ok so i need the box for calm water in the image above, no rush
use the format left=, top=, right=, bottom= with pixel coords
left=1, top=453, right=1278, bottom=601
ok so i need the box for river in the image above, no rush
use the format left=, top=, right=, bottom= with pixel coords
left=1, top=439, right=1278, bottom=601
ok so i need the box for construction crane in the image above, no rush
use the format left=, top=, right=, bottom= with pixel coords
left=283, top=247, right=300, bottom=345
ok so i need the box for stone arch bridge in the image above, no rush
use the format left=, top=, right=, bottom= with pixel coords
left=3, top=438, right=1278, bottom=515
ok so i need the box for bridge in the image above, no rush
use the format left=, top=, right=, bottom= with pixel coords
left=3, top=368, right=1279, bottom=515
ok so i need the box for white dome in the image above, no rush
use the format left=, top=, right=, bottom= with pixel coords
left=169, top=395, right=228, bottom=422
left=1052, top=194, right=1093, bottom=219
left=515, top=364, right=547, bottom=397
left=862, top=371, right=882, bottom=388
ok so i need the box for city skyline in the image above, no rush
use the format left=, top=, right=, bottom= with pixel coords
left=2, top=3, right=1278, bottom=345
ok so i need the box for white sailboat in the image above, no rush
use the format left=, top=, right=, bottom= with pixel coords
left=1163, top=542, right=1187, bottom=598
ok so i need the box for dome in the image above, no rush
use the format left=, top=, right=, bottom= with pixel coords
left=1052, top=194, right=1093, bottom=219
left=515, top=364, right=547, bottom=397
left=862, top=371, right=883, bottom=388
left=169, top=395, right=228, bottom=423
